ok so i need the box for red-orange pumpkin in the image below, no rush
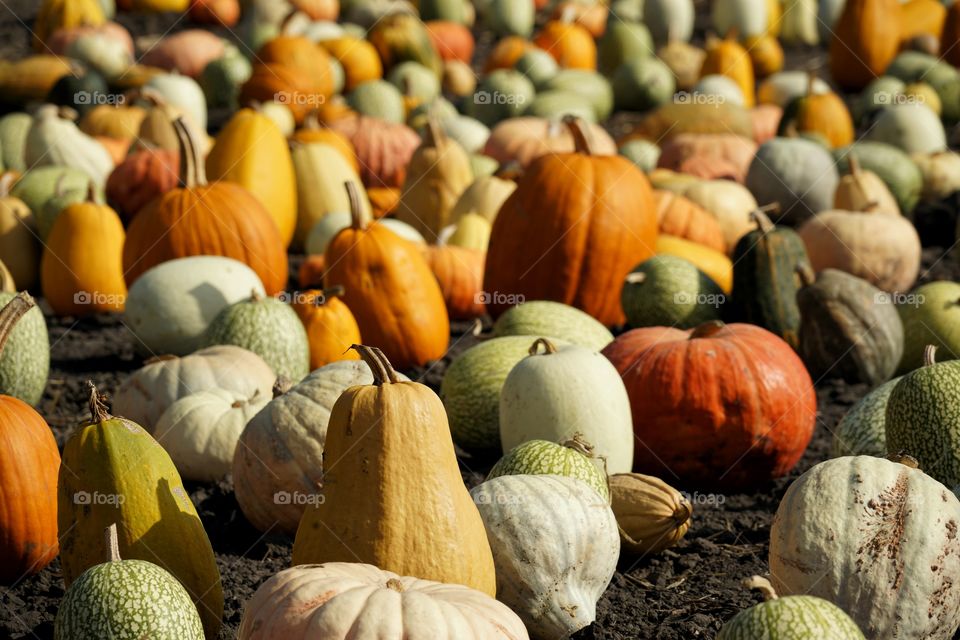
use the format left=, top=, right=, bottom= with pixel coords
left=188, top=0, right=240, bottom=27
left=601, top=321, right=816, bottom=488
left=291, top=0, right=339, bottom=20
left=657, top=133, right=758, bottom=184
left=483, top=36, right=530, bottom=72
left=425, top=20, right=475, bottom=63
left=420, top=245, right=486, bottom=320
left=328, top=114, right=421, bottom=189
left=106, top=147, right=179, bottom=223
left=257, top=36, right=336, bottom=96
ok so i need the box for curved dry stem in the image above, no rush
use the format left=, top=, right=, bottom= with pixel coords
left=528, top=337, right=558, bottom=356
left=0, top=291, right=35, bottom=358
left=87, top=381, right=111, bottom=423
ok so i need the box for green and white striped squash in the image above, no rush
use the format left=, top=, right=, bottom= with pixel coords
left=769, top=455, right=960, bottom=640
left=204, top=293, right=310, bottom=383
left=897, top=281, right=960, bottom=373
left=0, top=291, right=49, bottom=406
left=717, top=576, right=864, bottom=640
left=830, top=377, right=901, bottom=458
left=487, top=435, right=609, bottom=499
left=621, top=255, right=723, bottom=329
left=492, top=300, right=613, bottom=351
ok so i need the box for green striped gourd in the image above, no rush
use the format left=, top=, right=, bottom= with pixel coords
left=717, top=576, right=865, bottom=640
left=54, top=524, right=204, bottom=640
left=830, top=377, right=901, bottom=457
left=487, top=434, right=609, bottom=499
left=492, top=301, right=613, bottom=351
left=0, top=291, right=49, bottom=406
left=620, top=255, right=723, bottom=328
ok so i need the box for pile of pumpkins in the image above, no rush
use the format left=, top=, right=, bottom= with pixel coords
left=2, top=0, right=960, bottom=637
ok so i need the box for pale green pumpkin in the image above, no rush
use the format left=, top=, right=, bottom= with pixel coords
left=488, top=436, right=609, bottom=499
left=493, top=301, right=613, bottom=351
left=0, top=291, right=49, bottom=406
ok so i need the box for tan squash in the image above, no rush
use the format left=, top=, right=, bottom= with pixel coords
left=450, top=169, right=517, bottom=224
left=79, top=103, right=147, bottom=141
left=609, top=473, right=693, bottom=556
left=0, top=175, right=39, bottom=291
left=290, top=112, right=359, bottom=172
left=834, top=155, right=900, bottom=215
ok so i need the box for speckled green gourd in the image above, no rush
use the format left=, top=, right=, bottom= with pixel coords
left=55, top=526, right=204, bottom=640
left=717, top=577, right=865, bottom=640
left=886, top=347, right=960, bottom=488
left=441, top=335, right=567, bottom=452
left=204, top=293, right=310, bottom=382
left=831, top=377, right=901, bottom=458
left=0, top=292, right=49, bottom=406
left=620, top=255, right=723, bottom=329
left=492, top=301, right=612, bottom=351
left=487, top=435, right=609, bottom=499
left=896, top=280, right=960, bottom=373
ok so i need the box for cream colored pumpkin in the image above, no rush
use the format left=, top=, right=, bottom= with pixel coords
left=238, top=563, right=529, bottom=640
left=112, top=345, right=275, bottom=432
left=471, top=474, right=619, bottom=639
left=444, top=212, right=491, bottom=251
left=680, top=179, right=758, bottom=253
left=912, top=151, right=960, bottom=202
left=712, top=0, right=768, bottom=37
left=155, top=388, right=269, bottom=482
left=834, top=155, right=900, bottom=215
left=770, top=456, right=960, bottom=640
left=450, top=172, right=517, bottom=224
left=25, top=105, right=114, bottom=188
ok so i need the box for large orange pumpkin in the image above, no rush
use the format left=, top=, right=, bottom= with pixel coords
left=900, top=0, right=946, bottom=44
left=0, top=293, right=60, bottom=584
left=602, top=321, right=816, bottom=489
left=328, top=114, right=421, bottom=189
left=239, top=62, right=328, bottom=124
left=484, top=117, right=658, bottom=326
left=700, top=33, right=756, bottom=107
left=319, top=36, right=384, bottom=92
left=829, top=0, right=901, bottom=91
left=257, top=36, right=336, bottom=95
left=324, top=183, right=449, bottom=370
left=420, top=244, right=486, bottom=320
left=123, top=119, right=287, bottom=295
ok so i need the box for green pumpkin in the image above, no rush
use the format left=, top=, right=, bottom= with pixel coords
left=492, top=300, right=613, bottom=351
left=831, top=376, right=901, bottom=458
left=0, top=112, right=30, bottom=172
left=886, top=347, right=960, bottom=488
left=926, top=66, right=960, bottom=126
left=419, top=0, right=468, bottom=23
left=46, top=71, right=110, bottom=116
left=11, top=166, right=103, bottom=215
left=200, top=50, right=252, bottom=110
left=853, top=76, right=905, bottom=124
left=728, top=209, right=810, bottom=349
left=0, top=292, right=49, bottom=406
left=524, top=90, right=596, bottom=123
left=205, top=293, right=310, bottom=383
left=514, top=48, right=559, bottom=89
left=347, top=79, right=406, bottom=124
left=897, top=281, right=960, bottom=373
left=369, top=13, right=443, bottom=77
left=717, top=577, right=865, bottom=640
left=58, top=389, right=222, bottom=639
left=612, top=57, right=675, bottom=112
left=485, top=0, right=534, bottom=37
left=863, top=104, right=947, bottom=155
left=440, top=335, right=568, bottom=453
left=618, top=139, right=661, bottom=172
left=465, top=70, right=535, bottom=127
left=598, top=19, right=654, bottom=77
left=797, top=270, right=904, bottom=386
left=745, top=138, right=838, bottom=226
left=55, top=526, right=204, bottom=640
left=886, top=51, right=947, bottom=84
left=37, top=184, right=88, bottom=241
left=621, top=255, right=723, bottom=329
left=833, top=142, right=923, bottom=217
left=487, top=435, right=610, bottom=499
left=407, top=97, right=458, bottom=131
left=388, top=61, right=441, bottom=104
left=541, top=69, right=614, bottom=121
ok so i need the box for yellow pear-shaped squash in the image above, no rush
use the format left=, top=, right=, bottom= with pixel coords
left=293, top=346, right=496, bottom=597
left=0, top=175, right=39, bottom=291
left=205, top=108, right=297, bottom=248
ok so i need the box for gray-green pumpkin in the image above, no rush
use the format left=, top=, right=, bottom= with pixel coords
left=199, top=50, right=252, bottom=110
left=885, top=51, right=947, bottom=84
left=831, top=376, right=901, bottom=458
left=37, top=182, right=89, bottom=241
left=797, top=269, right=904, bottom=386
left=863, top=104, right=947, bottom=155
left=717, top=576, right=865, bottom=640
left=418, top=0, right=468, bottom=23
left=466, top=70, right=536, bottom=127
left=0, top=112, right=32, bottom=172
left=621, top=255, right=723, bottom=329
left=54, top=526, right=204, bottom=640
left=0, top=292, right=49, bottom=406
left=598, top=19, right=653, bottom=77
left=833, top=142, right=923, bottom=217
left=897, top=281, right=960, bottom=373
left=387, top=61, right=441, bottom=103
left=513, top=48, right=559, bottom=89
left=347, top=80, right=406, bottom=124
left=484, top=0, right=535, bottom=37
left=541, top=70, right=614, bottom=121
left=204, top=293, right=310, bottom=383
left=524, top=90, right=596, bottom=123
left=492, top=301, right=613, bottom=351
left=487, top=435, right=609, bottom=499
left=853, top=76, right=905, bottom=124
left=745, top=137, right=839, bottom=226
left=611, top=57, right=676, bottom=112
left=618, top=139, right=661, bottom=172
left=11, top=166, right=103, bottom=215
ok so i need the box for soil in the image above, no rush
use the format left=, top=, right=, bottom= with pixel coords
left=2, top=1, right=960, bottom=639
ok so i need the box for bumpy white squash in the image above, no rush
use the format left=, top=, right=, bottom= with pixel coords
left=769, top=456, right=960, bottom=640
left=471, top=475, right=619, bottom=639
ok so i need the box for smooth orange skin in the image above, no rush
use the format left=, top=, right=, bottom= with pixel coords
left=292, top=291, right=361, bottom=370
left=534, top=21, right=597, bottom=70
left=829, top=0, right=901, bottom=91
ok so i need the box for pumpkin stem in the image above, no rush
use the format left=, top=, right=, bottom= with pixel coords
left=689, top=320, right=726, bottom=340
left=0, top=172, right=15, bottom=198
left=104, top=524, right=121, bottom=563
left=625, top=272, right=646, bottom=285
left=250, top=289, right=263, bottom=302
left=805, top=71, right=818, bottom=96
left=173, top=117, right=206, bottom=188
left=87, top=381, right=111, bottom=423
left=743, top=576, right=778, bottom=601
left=273, top=376, right=293, bottom=398
left=424, top=117, right=444, bottom=148
left=470, top=317, right=483, bottom=337
left=350, top=344, right=400, bottom=385
left=673, top=495, right=693, bottom=526
left=795, top=262, right=816, bottom=288
left=57, top=106, right=79, bottom=122
left=345, top=181, right=371, bottom=231
left=724, top=27, right=740, bottom=42
left=85, top=180, right=99, bottom=205
left=0, top=292, right=35, bottom=358
left=563, top=116, right=596, bottom=156
left=562, top=432, right=596, bottom=457
left=924, top=344, right=938, bottom=367
left=528, top=337, right=558, bottom=356
left=847, top=154, right=861, bottom=177
left=749, top=206, right=778, bottom=234
left=887, top=451, right=920, bottom=469
left=385, top=578, right=405, bottom=592
left=494, top=161, right=524, bottom=182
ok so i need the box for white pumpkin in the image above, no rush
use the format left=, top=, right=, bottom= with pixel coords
left=711, top=0, right=768, bottom=38
left=780, top=0, right=819, bottom=45
left=770, top=456, right=960, bottom=640
left=238, top=563, right=528, bottom=640
left=66, top=32, right=133, bottom=80
left=304, top=211, right=425, bottom=256
left=145, top=72, right=208, bottom=132
left=232, top=360, right=409, bottom=535
left=124, top=256, right=266, bottom=357
left=911, top=151, right=960, bottom=202
left=758, top=70, right=831, bottom=107
left=112, top=345, right=275, bottom=432
left=499, top=338, right=633, bottom=474
left=155, top=388, right=269, bottom=482
left=692, top=75, right=746, bottom=106
left=25, top=105, right=114, bottom=189
left=864, top=103, right=947, bottom=154
left=644, top=0, right=694, bottom=44
left=450, top=172, right=517, bottom=224
left=257, top=101, right=295, bottom=137
left=441, top=115, right=490, bottom=154
left=471, top=475, right=619, bottom=639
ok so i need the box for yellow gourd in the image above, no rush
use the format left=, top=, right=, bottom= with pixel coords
left=701, top=32, right=756, bottom=107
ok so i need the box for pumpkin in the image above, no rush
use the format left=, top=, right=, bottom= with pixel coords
left=47, top=21, right=132, bottom=56
left=95, top=135, right=130, bottom=166
left=488, top=434, right=609, bottom=499
left=900, top=0, right=946, bottom=44
left=465, top=70, right=535, bottom=127
left=124, top=256, right=266, bottom=357
left=199, top=48, right=251, bottom=109
left=656, top=234, right=733, bottom=294
left=141, top=30, right=225, bottom=79
left=79, top=103, right=145, bottom=141
left=745, top=137, right=840, bottom=226
left=612, top=57, right=676, bottom=112
left=897, top=281, right=960, bottom=373
left=830, top=0, right=902, bottom=91
left=483, top=35, right=531, bottom=72
left=700, top=33, right=755, bottom=107
left=419, top=245, right=485, bottom=320
left=597, top=20, right=653, bottom=77
left=743, top=33, right=784, bottom=79
left=676, top=179, right=758, bottom=252
left=621, top=255, right=724, bottom=329
left=0, top=113, right=30, bottom=173
left=0, top=290, right=49, bottom=407
left=123, top=119, right=288, bottom=295
left=534, top=17, right=597, bottom=70
left=319, top=36, right=383, bottom=91
left=913, top=151, right=960, bottom=204
left=257, top=35, right=335, bottom=93
left=239, top=62, right=325, bottom=124
left=0, top=56, right=75, bottom=106
left=25, top=105, right=114, bottom=190
left=536, top=68, right=614, bottom=120
left=608, top=473, right=692, bottom=556
left=189, top=0, right=240, bottom=26
left=368, top=13, right=442, bottom=77
left=425, top=20, right=474, bottom=62
left=492, top=300, right=613, bottom=351
left=0, top=176, right=38, bottom=292
left=778, top=76, right=854, bottom=149
left=442, top=59, right=477, bottom=96
left=298, top=254, right=326, bottom=288
left=135, top=89, right=191, bottom=153
left=292, top=346, right=496, bottom=594
left=627, top=101, right=755, bottom=142
left=485, top=118, right=657, bottom=325
left=865, top=103, right=947, bottom=155
left=470, top=474, right=619, bottom=637
left=835, top=154, right=901, bottom=215
left=328, top=114, right=421, bottom=188
left=657, top=134, right=757, bottom=185
left=58, top=385, right=223, bottom=639
left=38, top=177, right=93, bottom=239
left=105, top=147, right=178, bottom=222
left=651, top=190, right=726, bottom=252
left=144, top=73, right=208, bottom=134
left=712, top=0, right=768, bottom=37
left=484, top=0, right=535, bottom=38
left=305, top=211, right=424, bottom=255
left=835, top=142, right=924, bottom=216
left=644, top=0, right=694, bottom=45
left=34, top=0, right=105, bottom=51
left=483, top=116, right=616, bottom=168
left=831, top=376, right=900, bottom=457
left=291, top=286, right=361, bottom=370
left=751, top=103, right=783, bottom=143
left=551, top=1, right=607, bottom=38
left=797, top=208, right=921, bottom=293
left=41, top=191, right=126, bottom=316
left=657, top=40, right=706, bottom=92
left=450, top=171, right=516, bottom=223
left=602, top=322, right=816, bottom=488
left=500, top=338, right=634, bottom=473
left=770, top=455, right=960, bottom=640
left=0, top=294, right=58, bottom=583
left=238, top=563, right=527, bottom=640
left=290, top=114, right=358, bottom=171
left=693, top=74, right=747, bottom=107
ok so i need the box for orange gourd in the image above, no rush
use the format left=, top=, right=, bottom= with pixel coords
left=319, top=36, right=383, bottom=92
left=420, top=245, right=486, bottom=320
left=105, top=147, right=179, bottom=223
left=425, top=20, right=475, bottom=63
left=483, top=36, right=530, bottom=72
left=551, top=1, right=608, bottom=37
left=701, top=32, right=756, bottom=107
left=239, top=63, right=327, bottom=124
left=292, top=286, right=361, bottom=370
left=257, top=36, right=336, bottom=96
left=534, top=18, right=597, bottom=70
left=829, top=0, right=901, bottom=91
left=290, top=0, right=338, bottom=20
left=328, top=114, right=421, bottom=189
left=653, top=190, right=727, bottom=253
left=367, top=186, right=401, bottom=219
left=900, top=0, right=946, bottom=44
left=778, top=75, right=854, bottom=149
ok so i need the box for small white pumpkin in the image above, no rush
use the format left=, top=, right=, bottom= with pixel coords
left=681, top=179, right=759, bottom=251
left=911, top=151, right=960, bottom=202
left=499, top=338, right=633, bottom=474
left=471, top=474, right=619, bottom=639
left=770, top=455, right=960, bottom=640
left=257, top=101, right=295, bottom=137
left=711, top=0, right=768, bottom=38
left=66, top=32, right=132, bottom=80
left=692, top=75, right=746, bottom=106
left=155, top=388, right=269, bottom=482
left=644, top=0, right=694, bottom=44
left=304, top=210, right=425, bottom=256
left=450, top=172, right=517, bottom=224
left=758, top=70, right=831, bottom=107
left=145, top=72, right=208, bottom=132
left=441, top=115, right=490, bottom=155
left=25, top=105, right=114, bottom=189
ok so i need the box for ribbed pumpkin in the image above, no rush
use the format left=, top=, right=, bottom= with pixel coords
left=34, top=0, right=106, bottom=51
left=324, top=183, right=449, bottom=370
left=483, top=116, right=617, bottom=168
left=239, top=63, right=325, bottom=124
left=123, top=119, right=287, bottom=295
left=484, top=117, right=657, bottom=325
left=291, top=286, right=362, bottom=370
left=257, top=35, right=335, bottom=94
left=602, top=322, right=816, bottom=488
left=608, top=473, right=692, bottom=556
left=0, top=175, right=38, bottom=291
left=292, top=346, right=496, bottom=596
left=79, top=103, right=146, bottom=141
left=701, top=33, right=755, bottom=107
left=319, top=36, right=383, bottom=91
left=328, top=114, right=421, bottom=188
left=900, top=0, right=946, bottom=44
left=534, top=17, right=597, bottom=70
left=829, top=0, right=901, bottom=91
left=41, top=190, right=126, bottom=316
left=653, top=190, right=726, bottom=253
left=368, top=13, right=443, bottom=77
left=420, top=244, right=486, bottom=320
left=0, top=293, right=59, bottom=584
left=488, top=435, right=609, bottom=500
left=105, top=146, right=179, bottom=222
left=777, top=75, right=854, bottom=149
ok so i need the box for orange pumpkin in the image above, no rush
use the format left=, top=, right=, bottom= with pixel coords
left=751, top=104, right=783, bottom=144
left=653, top=190, right=727, bottom=253
left=106, top=147, right=179, bottom=223
left=123, top=119, right=288, bottom=295
left=484, top=117, right=658, bottom=326
left=900, top=0, right=946, bottom=43
left=298, top=254, right=326, bottom=288
left=778, top=75, right=855, bottom=149
left=324, top=183, right=449, bottom=370
left=329, top=114, right=421, bottom=189
left=701, top=33, right=756, bottom=107
left=0, top=293, right=60, bottom=584
left=320, top=36, right=383, bottom=92
left=551, top=1, right=608, bottom=37
left=239, top=62, right=327, bottom=124
left=425, top=20, right=475, bottom=63
left=367, top=186, right=401, bottom=219
left=829, top=0, right=901, bottom=91
left=94, top=136, right=129, bottom=166
left=291, top=112, right=359, bottom=172
left=292, top=286, right=361, bottom=370
left=534, top=19, right=597, bottom=70
left=420, top=245, right=486, bottom=320
left=657, top=133, right=758, bottom=184
left=743, top=34, right=784, bottom=79
left=483, top=36, right=530, bottom=72
left=257, top=36, right=336, bottom=95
